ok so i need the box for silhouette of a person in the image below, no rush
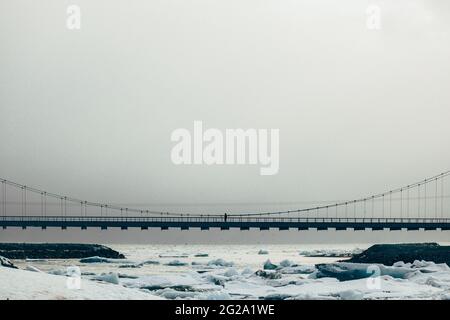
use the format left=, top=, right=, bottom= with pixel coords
left=224, top=213, right=228, bottom=222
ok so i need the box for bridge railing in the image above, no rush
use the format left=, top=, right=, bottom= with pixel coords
left=1, top=215, right=449, bottom=224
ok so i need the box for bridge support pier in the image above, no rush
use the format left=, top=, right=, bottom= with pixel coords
left=101, top=226, right=107, bottom=230
left=140, top=226, right=147, bottom=230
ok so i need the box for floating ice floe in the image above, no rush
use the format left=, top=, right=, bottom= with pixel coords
left=79, top=256, right=133, bottom=264
left=279, top=265, right=316, bottom=274
left=223, top=268, right=239, bottom=277
left=241, top=267, right=254, bottom=275
left=316, top=262, right=418, bottom=281
left=166, top=260, right=188, bottom=266
left=194, top=253, right=209, bottom=257
left=93, top=272, right=120, bottom=285
left=155, top=288, right=197, bottom=299
left=159, top=254, right=189, bottom=258
left=0, top=256, right=17, bottom=269
left=279, top=260, right=294, bottom=268
left=140, top=259, right=160, bottom=265
left=118, top=264, right=142, bottom=268
left=255, top=270, right=282, bottom=279
left=119, top=259, right=161, bottom=268
left=258, top=250, right=269, bottom=255
left=263, top=260, right=278, bottom=270
left=207, top=259, right=234, bottom=267
left=197, top=291, right=231, bottom=300
left=299, top=248, right=363, bottom=258
left=206, top=274, right=228, bottom=286
left=122, top=273, right=205, bottom=291
left=47, top=268, right=67, bottom=276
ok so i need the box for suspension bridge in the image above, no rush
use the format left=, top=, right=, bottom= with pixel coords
left=0, top=171, right=449, bottom=231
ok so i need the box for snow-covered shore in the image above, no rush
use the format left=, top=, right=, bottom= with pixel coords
left=0, top=267, right=162, bottom=300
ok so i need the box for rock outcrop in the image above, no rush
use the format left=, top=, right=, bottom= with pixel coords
left=344, top=243, right=450, bottom=266
left=0, top=243, right=125, bottom=259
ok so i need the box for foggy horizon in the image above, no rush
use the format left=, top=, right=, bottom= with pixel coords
left=1, top=0, right=450, bottom=243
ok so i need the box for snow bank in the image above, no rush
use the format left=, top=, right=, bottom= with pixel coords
left=25, top=265, right=42, bottom=273
left=0, top=267, right=162, bottom=300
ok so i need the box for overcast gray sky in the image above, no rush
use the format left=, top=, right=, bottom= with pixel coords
left=1, top=1, right=449, bottom=243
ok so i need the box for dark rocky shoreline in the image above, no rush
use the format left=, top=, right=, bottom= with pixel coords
left=0, top=243, right=125, bottom=259
left=344, top=242, right=450, bottom=265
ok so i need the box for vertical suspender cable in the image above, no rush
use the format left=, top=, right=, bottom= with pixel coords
left=442, top=176, right=445, bottom=219
left=40, top=193, right=43, bottom=216
left=0, top=181, right=3, bottom=217
left=372, top=196, right=374, bottom=218
left=424, top=180, right=427, bottom=219
left=389, top=191, right=392, bottom=219
left=400, top=189, right=403, bottom=219
left=418, top=184, right=421, bottom=218
left=21, top=187, right=24, bottom=217
left=407, top=186, right=410, bottom=218
left=435, top=178, right=438, bottom=219
left=3, top=181, right=5, bottom=217
left=24, top=187, right=26, bottom=216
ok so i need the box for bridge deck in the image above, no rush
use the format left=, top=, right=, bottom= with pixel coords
left=1, top=216, right=449, bottom=231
